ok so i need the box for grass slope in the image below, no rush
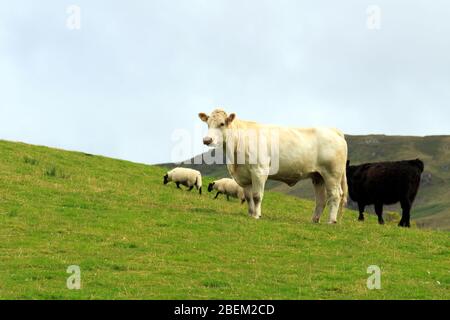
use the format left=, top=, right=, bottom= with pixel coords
left=0, top=140, right=449, bottom=299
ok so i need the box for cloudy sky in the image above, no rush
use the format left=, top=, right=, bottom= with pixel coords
left=1, top=0, right=449, bottom=164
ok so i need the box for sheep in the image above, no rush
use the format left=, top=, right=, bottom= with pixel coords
left=163, top=167, right=202, bottom=194
left=208, top=178, right=245, bottom=204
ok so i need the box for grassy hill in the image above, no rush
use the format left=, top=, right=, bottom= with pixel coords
left=0, top=140, right=449, bottom=299
left=167, top=135, right=450, bottom=231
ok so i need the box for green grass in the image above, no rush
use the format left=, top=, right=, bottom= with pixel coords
left=0, top=140, right=449, bottom=299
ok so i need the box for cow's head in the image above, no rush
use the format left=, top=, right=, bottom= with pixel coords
left=198, top=109, right=236, bottom=147
left=207, top=182, right=215, bottom=192
left=163, top=174, right=169, bottom=184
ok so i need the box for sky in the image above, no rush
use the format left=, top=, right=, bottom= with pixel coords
left=1, top=0, right=450, bottom=164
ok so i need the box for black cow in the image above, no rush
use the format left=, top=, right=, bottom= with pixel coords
left=346, top=159, right=424, bottom=227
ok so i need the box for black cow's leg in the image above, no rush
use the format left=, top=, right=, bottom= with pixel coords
left=176, top=182, right=181, bottom=189
left=226, top=195, right=230, bottom=201
left=375, top=203, right=384, bottom=225
left=358, top=203, right=365, bottom=221
left=399, top=199, right=411, bottom=228
left=214, top=191, right=221, bottom=199
left=187, top=186, right=194, bottom=191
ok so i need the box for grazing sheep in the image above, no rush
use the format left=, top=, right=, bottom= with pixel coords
left=208, top=178, right=245, bottom=204
left=163, top=168, right=202, bottom=194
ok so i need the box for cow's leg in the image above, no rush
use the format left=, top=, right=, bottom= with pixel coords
left=324, top=177, right=342, bottom=224
left=399, top=199, right=411, bottom=228
left=358, top=202, right=365, bottom=221
left=176, top=182, right=181, bottom=189
left=374, top=203, right=384, bottom=225
left=214, top=191, right=221, bottom=199
left=226, top=195, right=230, bottom=201
left=251, top=173, right=267, bottom=219
left=312, top=178, right=326, bottom=223
left=187, top=186, right=194, bottom=191
left=244, top=186, right=255, bottom=217
left=400, top=188, right=418, bottom=227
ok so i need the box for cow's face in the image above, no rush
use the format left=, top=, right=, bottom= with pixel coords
left=198, top=109, right=236, bottom=147
left=207, top=182, right=215, bottom=192
left=163, top=174, right=169, bottom=184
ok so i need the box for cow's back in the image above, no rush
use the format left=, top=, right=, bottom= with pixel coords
left=274, top=127, right=347, bottom=179
left=227, top=121, right=347, bottom=187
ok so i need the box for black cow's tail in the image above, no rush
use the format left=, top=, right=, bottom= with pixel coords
left=410, top=159, right=424, bottom=173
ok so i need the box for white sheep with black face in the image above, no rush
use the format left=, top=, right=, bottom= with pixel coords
left=163, top=168, right=202, bottom=194
left=208, top=178, right=245, bottom=204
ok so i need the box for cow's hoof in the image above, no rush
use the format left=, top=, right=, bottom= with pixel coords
left=358, top=217, right=364, bottom=221
left=378, top=220, right=385, bottom=225
left=312, top=217, right=320, bottom=223
left=328, top=220, right=337, bottom=224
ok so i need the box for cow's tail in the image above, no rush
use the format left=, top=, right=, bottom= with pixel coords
left=338, top=170, right=348, bottom=220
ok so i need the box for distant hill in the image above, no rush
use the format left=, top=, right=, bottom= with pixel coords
left=163, top=135, right=450, bottom=230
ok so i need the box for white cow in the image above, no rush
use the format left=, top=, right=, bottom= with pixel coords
left=199, top=109, right=348, bottom=224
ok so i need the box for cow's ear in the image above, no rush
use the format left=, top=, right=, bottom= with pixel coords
left=226, top=113, right=236, bottom=125
left=199, top=113, right=209, bottom=122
